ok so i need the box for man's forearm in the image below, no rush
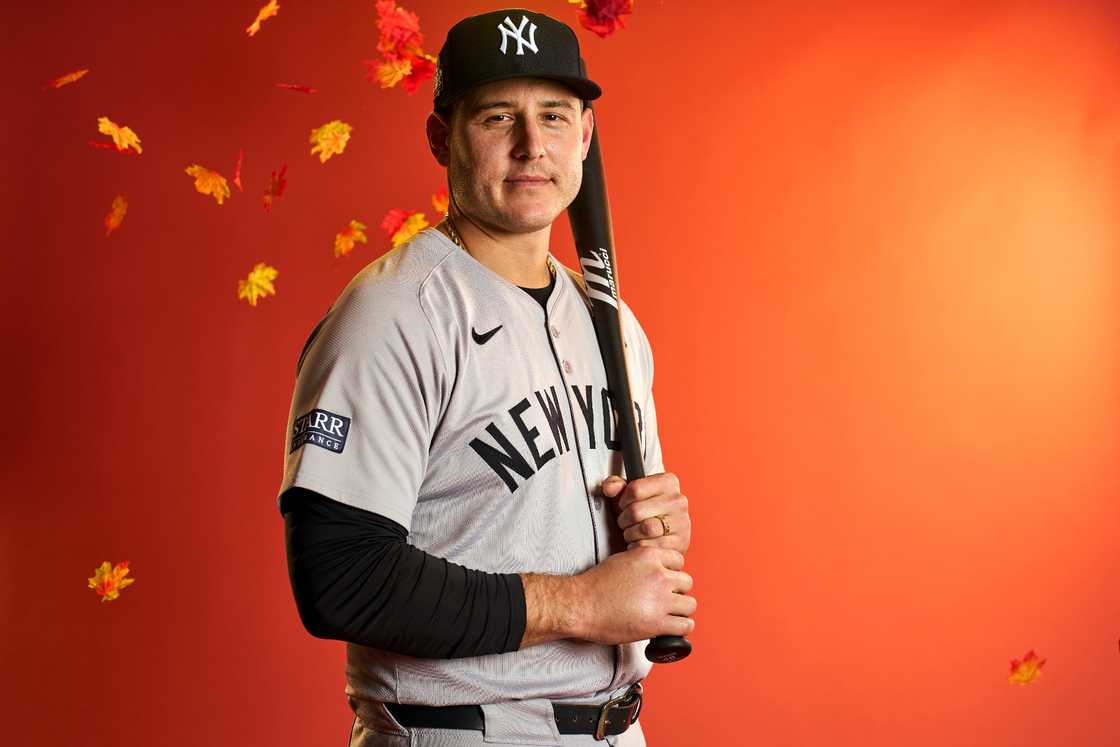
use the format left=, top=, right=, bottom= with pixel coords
left=519, top=573, right=586, bottom=648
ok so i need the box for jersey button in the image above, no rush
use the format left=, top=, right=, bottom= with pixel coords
left=562, top=360, right=573, bottom=374
left=550, top=325, right=560, bottom=338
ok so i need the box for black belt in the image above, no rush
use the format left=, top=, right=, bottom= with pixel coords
left=384, top=683, right=643, bottom=741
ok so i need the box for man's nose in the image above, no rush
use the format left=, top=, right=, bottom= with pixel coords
left=511, top=118, right=546, bottom=160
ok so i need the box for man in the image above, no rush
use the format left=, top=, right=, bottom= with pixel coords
left=277, top=9, right=695, bottom=746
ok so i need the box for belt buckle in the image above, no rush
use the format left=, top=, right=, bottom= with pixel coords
left=594, top=683, right=643, bottom=741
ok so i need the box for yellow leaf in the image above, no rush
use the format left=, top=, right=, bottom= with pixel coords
left=88, top=560, right=135, bottom=602
left=377, top=58, right=412, bottom=89
left=97, top=116, right=142, bottom=154
left=334, top=220, right=369, bottom=257
left=391, top=212, right=428, bottom=247
left=1008, top=650, right=1047, bottom=685
left=309, top=120, right=352, bottom=163
left=238, top=262, right=278, bottom=306
left=246, top=0, right=280, bottom=37
left=104, top=193, right=127, bottom=237
left=185, top=164, right=231, bottom=205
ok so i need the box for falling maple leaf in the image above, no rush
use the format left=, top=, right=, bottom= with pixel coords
left=88, top=141, right=139, bottom=156
left=96, top=116, right=142, bottom=154
left=568, top=0, right=634, bottom=38
left=275, top=82, right=318, bottom=94
left=246, top=0, right=279, bottom=37
left=381, top=208, right=428, bottom=247
left=1008, top=649, right=1047, bottom=685
left=262, top=163, right=287, bottom=213
left=238, top=263, right=278, bottom=306
left=104, top=194, right=127, bottom=237
left=88, top=560, right=135, bottom=602
left=185, top=164, right=231, bottom=205
left=309, top=120, right=352, bottom=163
left=363, top=1, right=436, bottom=94
left=431, top=186, right=448, bottom=215
left=233, top=149, right=244, bottom=192
left=375, top=0, right=424, bottom=57
left=42, top=68, right=89, bottom=90
left=401, top=53, right=436, bottom=94
left=334, top=220, right=369, bottom=257
left=370, top=58, right=412, bottom=89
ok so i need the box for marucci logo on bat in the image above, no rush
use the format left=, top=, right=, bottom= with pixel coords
left=578, top=249, right=619, bottom=309
left=290, top=408, right=351, bottom=454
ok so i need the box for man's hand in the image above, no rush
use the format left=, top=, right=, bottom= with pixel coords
left=601, top=472, right=691, bottom=554
left=519, top=546, right=695, bottom=648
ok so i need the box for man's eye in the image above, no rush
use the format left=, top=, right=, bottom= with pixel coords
left=486, top=114, right=512, bottom=123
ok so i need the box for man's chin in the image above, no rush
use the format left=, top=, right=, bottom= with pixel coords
left=496, top=208, right=564, bottom=234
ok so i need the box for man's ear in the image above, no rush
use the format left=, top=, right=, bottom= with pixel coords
left=426, top=111, right=451, bottom=167
left=580, top=107, right=595, bottom=161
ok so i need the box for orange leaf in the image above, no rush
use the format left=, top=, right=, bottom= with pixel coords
left=263, top=163, right=287, bottom=213
left=1008, top=649, right=1047, bottom=685
left=384, top=211, right=427, bottom=247
left=309, top=120, right=352, bottom=163
left=431, top=186, right=448, bottom=215
left=42, top=68, right=89, bottom=91
left=233, top=149, right=244, bottom=192
left=375, top=0, right=424, bottom=58
left=246, top=0, right=280, bottom=37
left=185, top=164, right=231, bottom=205
left=275, top=82, right=318, bottom=94
left=96, top=116, right=142, bottom=154
left=334, top=220, right=369, bottom=257
left=104, top=193, right=127, bottom=237
left=87, top=560, right=135, bottom=602
left=373, top=58, right=412, bottom=89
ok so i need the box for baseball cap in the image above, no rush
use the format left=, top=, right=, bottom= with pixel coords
left=433, top=9, right=602, bottom=112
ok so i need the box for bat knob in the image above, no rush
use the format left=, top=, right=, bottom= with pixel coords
left=645, top=635, right=692, bottom=664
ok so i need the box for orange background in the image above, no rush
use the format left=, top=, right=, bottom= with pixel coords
left=6, top=1, right=1119, bottom=745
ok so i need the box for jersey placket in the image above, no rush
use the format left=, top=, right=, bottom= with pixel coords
left=543, top=272, right=623, bottom=692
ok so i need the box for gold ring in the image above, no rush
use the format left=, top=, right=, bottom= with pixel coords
left=655, top=514, right=671, bottom=537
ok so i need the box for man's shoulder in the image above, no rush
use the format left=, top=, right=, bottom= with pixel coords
left=347, top=229, right=457, bottom=295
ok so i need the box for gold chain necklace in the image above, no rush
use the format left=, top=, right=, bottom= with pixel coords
left=442, top=213, right=555, bottom=279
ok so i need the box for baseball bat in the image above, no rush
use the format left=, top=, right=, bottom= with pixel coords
left=566, top=103, right=692, bottom=665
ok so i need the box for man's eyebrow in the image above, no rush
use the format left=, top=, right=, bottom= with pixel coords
left=469, top=99, right=578, bottom=115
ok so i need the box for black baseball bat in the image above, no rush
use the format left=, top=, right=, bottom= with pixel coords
left=567, top=103, right=692, bottom=665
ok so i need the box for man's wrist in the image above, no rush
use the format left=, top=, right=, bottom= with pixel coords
left=519, top=572, right=587, bottom=648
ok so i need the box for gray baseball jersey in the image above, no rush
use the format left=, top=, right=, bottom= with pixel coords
left=277, top=227, right=663, bottom=745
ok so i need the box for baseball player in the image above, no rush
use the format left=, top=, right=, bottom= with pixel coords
left=278, top=9, right=695, bottom=746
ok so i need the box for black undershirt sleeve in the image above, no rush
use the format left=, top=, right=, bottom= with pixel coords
left=280, top=487, right=527, bottom=659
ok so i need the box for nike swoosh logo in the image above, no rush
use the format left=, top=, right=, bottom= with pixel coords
left=472, top=325, right=503, bottom=345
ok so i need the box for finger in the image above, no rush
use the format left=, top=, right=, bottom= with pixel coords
left=657, top=548, right=685, bottom=571
left=666, top=569, right=693, bottom=594
left=618, top=494, right=687, bottom=532
left=660, top=614, right=695, bottom=637
left=600, top=475, right=626, bottom=498
left=616, top=473, right=675, bottom=511
left=628, top=535, right=685, bottom=553
left=622, top=515, right=669, bottom=544
left=668, top=593, right=697, bottom=618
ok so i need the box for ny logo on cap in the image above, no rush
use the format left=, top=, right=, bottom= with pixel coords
left=498, top=15, right=538, bottom=55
